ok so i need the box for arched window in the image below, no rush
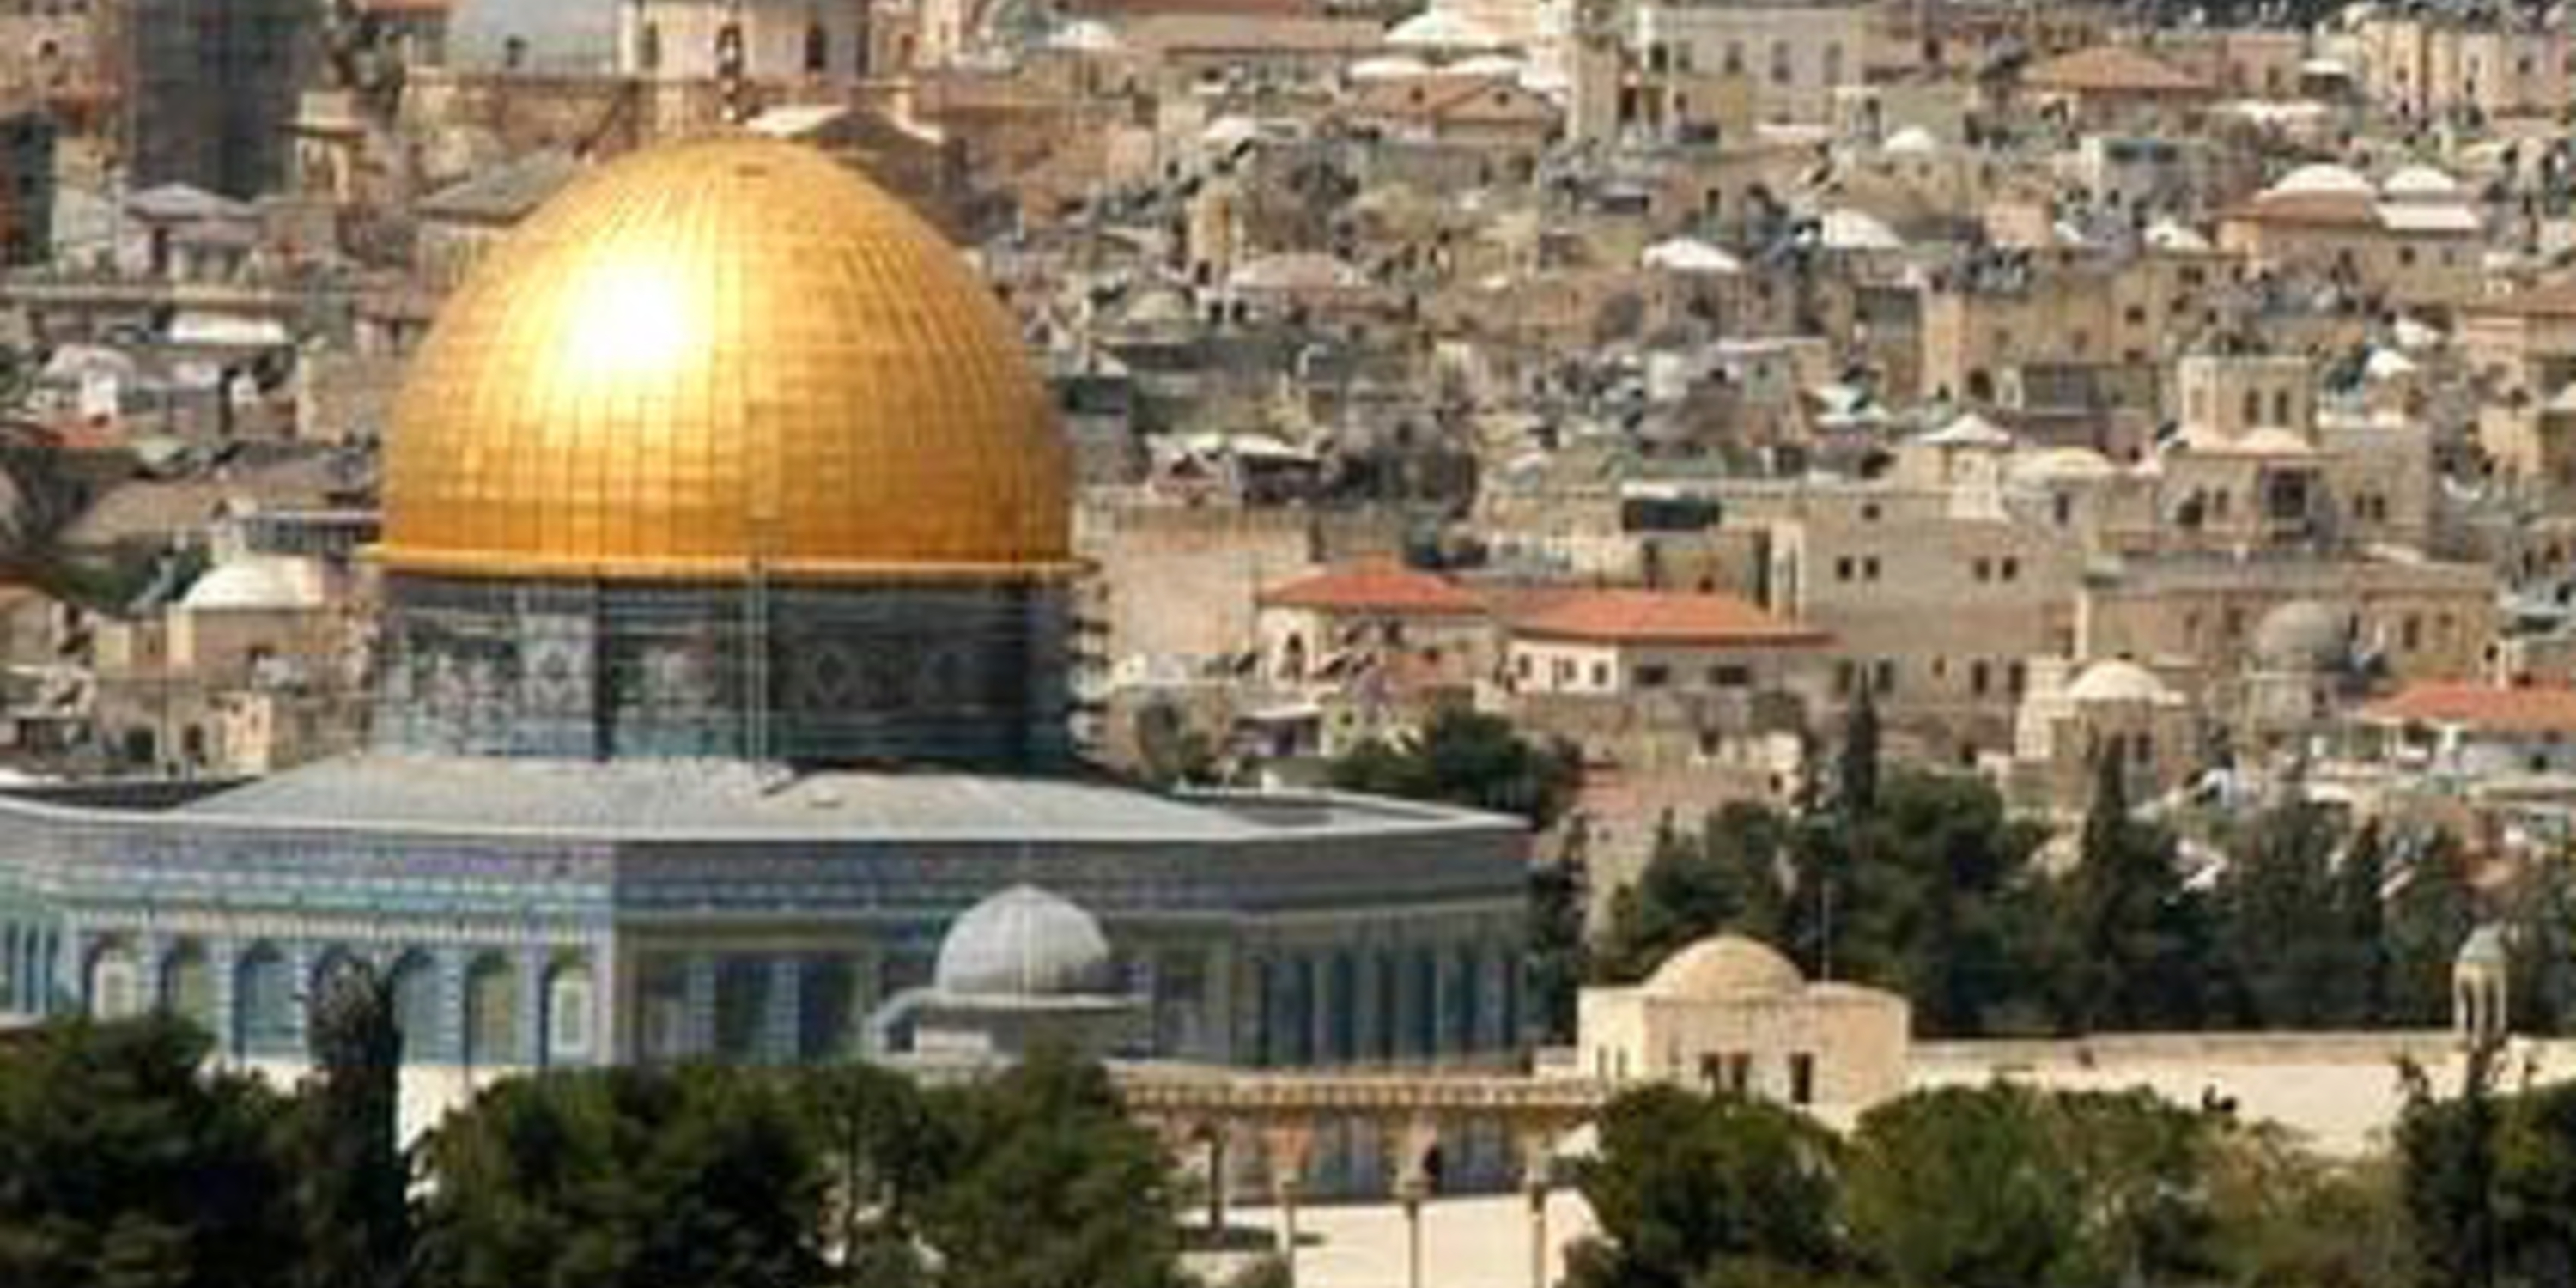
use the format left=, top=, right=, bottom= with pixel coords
left=87, top=942, right=140, bottom=1020
left=637, top=21, right=662, bottom=72
left=236, top=944, right=295, bottom=1056
left=544, top=958, right=596, bottom=1064
left=387, top=951, right=440, bottom=1062
left=462, top=953, right=520, bottom=1066
left=805, top=21, right=829, bottom=74
left=160, top=940, right=216, bottom=1033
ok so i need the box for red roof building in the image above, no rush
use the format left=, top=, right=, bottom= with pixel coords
left=1256, top=560, right=1486, bottom=617
left=1509, top=590, right=1826, bottom=647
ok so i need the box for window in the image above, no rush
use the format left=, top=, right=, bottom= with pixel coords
left=547, top=962, right=595, bottom=1061
left=1710, top=664, right=1753, bottom=688
left=1836, top=556, right=1856, bottom=581
left=1874, top=659, right=1897, bottom=694
left=1635, top=664, right=1672, bottom=689
left=1822, top=41, right=1844, bottom=85
left=2397, top=245, right=2417, bottom=268
left=637, top=21, right=661, bottom=71
left=2007, top=660, right=2027, bottom=695
left=2054, top=493, right=2075, bottom=526
left=2241, top=390, right=2261, bottom=424
left=1863, top=556, right=1882, bottom=581
left=464, top=953, right=521, bottom=1066
left=1726, top=1052, right=1753, bottom=1093
left=1835, top=660, right=1857, bottom=696
left=1970, top=659, right=1991, bottom=696
left=1770, top=41, right=1792, bottom=85
left=1723, top=40, right=1744, bottom=75
left=2273, top=390, right=2292, bottom=425
left=1789, top=1052, right=1816, bottom=1105
left=805, top=21, right=829, bottom=73
left=1516, top=653, right=1534, bottom=679
left=1972, top=557, right=1992, bottom=582
left=2403, top=615, right=2422, bottom=651
left=2001, top=556, right=2020, bottom=581
left=1590, top=662, right=1611, bottom=687
left=1861, top=501, right=1882, bottom=522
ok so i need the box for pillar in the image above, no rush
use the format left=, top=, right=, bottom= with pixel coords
left=764, top=957, right=803, bottom=1064
left=1264, top=1121, right=1315, bottom=1283
left=1518, top=1127, right=1558, bottom=1288
left=518, top=944, right=549, bottom=1069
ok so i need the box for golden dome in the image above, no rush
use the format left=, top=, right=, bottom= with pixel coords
left=378, top=137, right=1071, bottom=582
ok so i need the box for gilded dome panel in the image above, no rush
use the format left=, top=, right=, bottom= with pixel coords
left=379, top=137, right=1072, bottom=580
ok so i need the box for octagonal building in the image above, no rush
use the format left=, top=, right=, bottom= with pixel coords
left=0, top=138, right=1527, bottom=1088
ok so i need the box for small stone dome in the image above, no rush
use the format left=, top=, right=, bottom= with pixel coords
left=1646, top=934, right=1803, bottom=999
left=2254, top=600, right=2349, bottom=672
left=933, top=884, right=1115, bottom=999
left=2066, top=659, right=2177, bottom=705
left=2270, top=162, right=2371, bottom=197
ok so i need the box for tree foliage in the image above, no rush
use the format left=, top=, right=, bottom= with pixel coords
left=1327, top=708, right=1582, bottom=829
left=1568, top=1085, right=1844, bottom=1288
left=0, top=1017, right=295, bottom=1288
left=289, top=961, right=411, bottom=1288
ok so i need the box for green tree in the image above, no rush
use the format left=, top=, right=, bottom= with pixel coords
left=2337, top=821, right=2394, bottom=1029
left=2210, top=801, right=2366, bottom=1028
left=2059, top=750, right=2207, bottom=1032
left=919, top=1048, right=1186, bottom=1288
left=0, top=1017, right=295, bottom=1288
left=2385, top=831, right=2481, bottom=1026
left=1845, top=1085, right=2220, bottom=1288
left=2505, top=853, right=2576, bottom=1035
left=413, top=1065, right=828, bottom=1288
left=1528, top=814, right=1593, bottom=1042
left=1836, top=687, right=1880, bottom=823
left=1566, top=1085, right=1844, bottom=1288
left=1327, top=708, right=1582, bottom=828
left=2397, top=1048, right=2503, bottom=1288
left=1595, top=805, right=1780, bottom=983
left=289, top=961, right=411, bottom=1288
left=2205, top=1127, right=2412, bottom=1288
left=797, top=1064, right=951, bottom=1286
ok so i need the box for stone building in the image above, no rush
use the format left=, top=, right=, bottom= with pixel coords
left=123, top=0, right=317, bottom=197
left=1574, top=934, right=1911, bottom=1121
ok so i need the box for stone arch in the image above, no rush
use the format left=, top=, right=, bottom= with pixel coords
left=159, top=939, right=216, bottom=1034
left=234, top=943, right=296, bottom=1056
left=461, top=951, right=520, bottom=1067
left=85, top=938, right=142, bottom=1020
left=386, top=950, right=441, bottom=1063
left=543, top=954, right=597, bottom=1066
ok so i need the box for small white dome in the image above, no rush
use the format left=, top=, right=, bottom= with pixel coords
left=1351, top=53, right=1431, bottom=80
left=933, top=885, right=1116, bottom=999
left=2066, top=659, right=2177, bottom=705
left=1881, top=125, right=1941, bottom=155
left=1640, top=236, right=1742, bottom=275
left=181, top=556, right=324, bottom=612
left=2381, top=165, right=2460, bottom=199
left=2269, top=162, right=2372, bottom=197
left=1386, top=9, right=1504, bottom=49
left=2009, top=446, right=2118, bottom=484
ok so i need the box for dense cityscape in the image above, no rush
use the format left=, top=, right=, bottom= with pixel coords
left=0, top=0, right=2573, bottom=1283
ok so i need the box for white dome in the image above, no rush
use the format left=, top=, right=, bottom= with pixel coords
left=1442, top=52, right=1525, bottom=78
left=2381, top=165, right=2460, bottom=199
left=1881, top=125, right=1941, bottom=155
left=2009, top=446, right=2118, bottom=483
left=933, top=885, right=1116, bottom=999
left=1386, top=9, right=1504, bottom=48
left=1646, top=935, right=1803, bottom=999
left=1351, top=53, right=1431, bottom=80
left=2066, top=659, right=2177, bottom=705
left=1640, top=235, right=1742, bottom=275
left=1818, top=208, right=1904, bottom=252
left=181, top=556, right=324, bottom=612
left=1046, top=18, right=1122, bottom=52
left=2269, top=163, right=2371, bottom=197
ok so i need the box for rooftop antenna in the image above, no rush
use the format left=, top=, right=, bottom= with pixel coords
left=717, top=0, right=751, bottom=125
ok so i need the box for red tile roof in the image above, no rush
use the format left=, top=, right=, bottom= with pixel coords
left=1510, top=590, right=1827, bottom=647
left=1258, top=560, right=1485, bottom=616
left=2360, top=683, right=2576, bottom=734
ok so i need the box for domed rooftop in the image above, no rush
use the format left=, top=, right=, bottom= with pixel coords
left=2255, top=600, right=2350, bottom=671
left=2382, top=165, right=2461, bottom=199
left=378, top=137, right=1072, bottom=584
left=2269, top=162, right=2371, bottom=197
left=933, top=884, right=1116, bottom=999
left=2066, top=659, right=2178, bottom=705
left=182, top=556, right=324, bottom=612
left=1645, top=934, right=1803, bottom=1000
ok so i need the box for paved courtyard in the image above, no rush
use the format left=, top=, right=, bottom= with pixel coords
left=1191, top=1191, right=1601, bottom=1288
